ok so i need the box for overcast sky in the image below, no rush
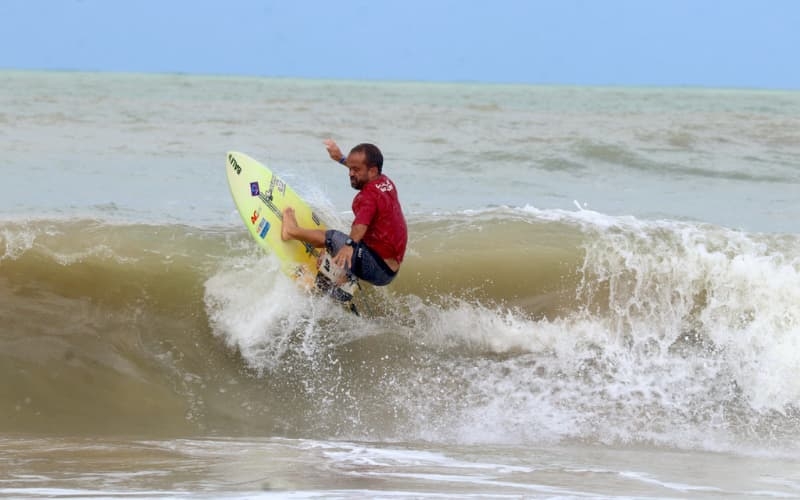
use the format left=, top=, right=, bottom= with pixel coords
left=2, top=0, right=799, bottom=89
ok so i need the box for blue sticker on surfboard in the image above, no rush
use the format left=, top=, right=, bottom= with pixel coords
left=257, top=218, right=270, bottom=238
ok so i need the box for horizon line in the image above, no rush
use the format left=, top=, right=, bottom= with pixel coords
left=2, top=66, right=798, bottom=93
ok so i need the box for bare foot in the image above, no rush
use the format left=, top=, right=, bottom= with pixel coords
left=281, top=207, right=298, bottom=241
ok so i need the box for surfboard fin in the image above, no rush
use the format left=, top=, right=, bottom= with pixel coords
left=314, top=273, right=358, bottom=302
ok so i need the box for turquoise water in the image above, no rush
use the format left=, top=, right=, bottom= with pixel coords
left=3, top=71, right=799, bottom=230
left=1, top=71, right=799, bottom=498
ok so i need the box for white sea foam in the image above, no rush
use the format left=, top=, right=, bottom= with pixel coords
left=370, top=207, right=800, bottom=454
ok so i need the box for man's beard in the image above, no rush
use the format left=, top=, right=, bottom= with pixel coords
left=350, top=177, right=365, bottom=190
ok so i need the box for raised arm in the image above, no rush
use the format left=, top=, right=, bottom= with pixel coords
left=324, top=139, right=347, bottom=166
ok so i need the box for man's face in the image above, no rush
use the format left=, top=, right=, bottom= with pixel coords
left=346, top=151, right=376, bottom=190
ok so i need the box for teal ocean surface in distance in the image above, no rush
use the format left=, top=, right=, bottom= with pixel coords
left=1, top=70, right=799, bottom=232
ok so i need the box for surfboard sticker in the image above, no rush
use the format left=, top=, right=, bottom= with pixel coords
left=225, top=151, right=358, bottom=304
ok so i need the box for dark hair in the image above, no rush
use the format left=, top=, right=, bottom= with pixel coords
left=350, top=143, right=383, bottom=174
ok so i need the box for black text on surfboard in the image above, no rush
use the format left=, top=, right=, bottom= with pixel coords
left=228, top=154, right=242, bottom=175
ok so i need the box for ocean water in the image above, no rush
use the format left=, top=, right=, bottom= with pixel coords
left=1, top=70, right=800, bottom=498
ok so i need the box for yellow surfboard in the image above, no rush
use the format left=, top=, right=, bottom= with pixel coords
left=225, top=151, right=358, bottom=304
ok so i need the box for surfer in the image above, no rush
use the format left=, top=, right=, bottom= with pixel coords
left=281, top=140, right=407, bottom=286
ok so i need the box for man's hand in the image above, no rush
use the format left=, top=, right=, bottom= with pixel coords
left=324, top=139, right=345, bottom=163
left=333, top=245, right=354, bottom=270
